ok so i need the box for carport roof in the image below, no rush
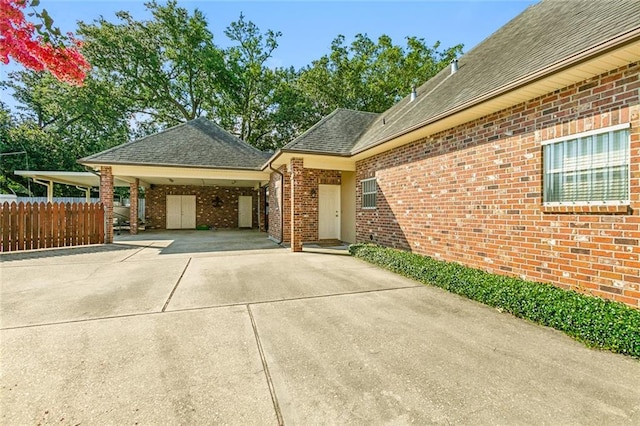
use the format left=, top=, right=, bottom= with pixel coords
left=79, top=117, right=270, bottom=170
left=14, top=170, right=131, bottom=188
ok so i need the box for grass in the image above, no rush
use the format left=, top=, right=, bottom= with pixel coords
left=349, top=243, right=640, bottom=358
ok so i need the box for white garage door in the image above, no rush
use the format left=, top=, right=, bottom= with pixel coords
left=166, top=195, right=196, bottom=229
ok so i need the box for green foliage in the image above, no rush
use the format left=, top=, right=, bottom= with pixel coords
left=1, top=71, right=129, bottom=196
left=214, top=14, right=283, bottom=151
left=298, top=34, right=463, bottom=116
left=3, top=2, right=468, bottom=186
left=78, top=0, right=230, bottom=126
left=349, top=243, right=640, bottom=358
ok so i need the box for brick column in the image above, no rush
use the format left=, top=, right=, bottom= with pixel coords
left=100, top=166, right=114, bottom=243
left=129, top=179, right=139, bottom=235
left=290, top=158, right=304, bottom=252
left=259, top=185, right=267, bottom=232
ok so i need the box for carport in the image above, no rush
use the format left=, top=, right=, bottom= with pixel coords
left=13, top=170, right=130, bottom=202
left=78, top=118, right=271, bottom=242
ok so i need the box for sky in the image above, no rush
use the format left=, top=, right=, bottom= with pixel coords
left=0, top=0, right=538, bottom=106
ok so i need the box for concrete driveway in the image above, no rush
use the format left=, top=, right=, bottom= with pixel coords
left=2, top=230, right=639, bottom=425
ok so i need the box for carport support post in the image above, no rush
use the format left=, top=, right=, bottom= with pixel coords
left=100, top=166, right=114, bottom=243
left=129, top=179, right=139, bottom=235
left=290, top=157, right=304, bottom=252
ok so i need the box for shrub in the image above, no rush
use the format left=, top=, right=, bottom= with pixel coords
left=349, top=243, right=640, bottom=358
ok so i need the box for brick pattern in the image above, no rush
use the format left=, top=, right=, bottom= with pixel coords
left=99, top=166, right=114, bottom=243
left=268, top=165, right=290, bottom=243
left=356, top=63, right=640, bottom=307
left=290, top=158, right=305, bottom=252
left=129, top=179, right=139, bottom=235
left=145, top=185, right=259, bottom=229
left=259, top=186, right=267, bottom=232
left=289, top=158, right=342, bottom=251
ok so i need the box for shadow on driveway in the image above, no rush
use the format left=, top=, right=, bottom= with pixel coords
left=0, top=243, right=136, bottom=263
left=114, top=228, right=282, bottom=255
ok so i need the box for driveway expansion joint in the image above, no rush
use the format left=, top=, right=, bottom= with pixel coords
left=119, top=244, right=153, bottom=262
left=1, top=285, right=424, bottom=331
left=247, top=305, right=284, bottom=426
left=164, top=284, right=425, bottom=315
left=162, top=257, right=192, bottom=312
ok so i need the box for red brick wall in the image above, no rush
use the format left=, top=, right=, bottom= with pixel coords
left=291, top=160, right=342, bottom=251
left=129, top=180, right=139, bottom=235
left=290, top=158, right=305, bottom=251
left=356, top=63, right=640, bottom=307
left=259, top=185, right=267, bottom=232
left=99, top=166, right=113, bottom=243
left=269, top=166, right=290, bottom=243
left=146, top=185, right=259, bottom=229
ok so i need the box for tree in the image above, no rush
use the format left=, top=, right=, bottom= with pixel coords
left=78, top=0, right=230, bottom=128
left=212, top=14, right=288, bottom=151
left=1, top=70, right=130, bottom=195
left=0, top=0, right=89, bottom=85
left=298, top=33, right=463, bottom=116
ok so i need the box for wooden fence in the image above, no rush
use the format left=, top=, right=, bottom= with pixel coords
left=1, top=202, right=104, bottom=252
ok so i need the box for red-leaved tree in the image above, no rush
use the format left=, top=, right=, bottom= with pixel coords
left=0, top=0, right=89, bottom=85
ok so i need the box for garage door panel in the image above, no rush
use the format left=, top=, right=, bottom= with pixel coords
left=166, top=195, right=196, bottom=229
left=166, top=195, right=182, bottom=229
left=181, top=196, right=196, bottom=229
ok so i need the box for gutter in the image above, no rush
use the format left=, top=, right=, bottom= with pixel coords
left=351, top=26, right=640, bottom=156
left=78, top=160, right=266, bottom=172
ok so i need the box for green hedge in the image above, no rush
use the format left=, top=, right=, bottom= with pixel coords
left=349, top=243, right=640, bottom=358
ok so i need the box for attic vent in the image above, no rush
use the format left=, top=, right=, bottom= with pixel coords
left=451, top=59, right=459, bottom=75
left=410, top=86, right=417, bottom=102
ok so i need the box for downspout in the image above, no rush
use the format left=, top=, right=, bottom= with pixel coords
left=268, top=162, right=284, bottom=245
left=32, top=178, right=54, bottom=202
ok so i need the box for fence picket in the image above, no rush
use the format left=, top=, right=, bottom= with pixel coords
left=38, top=203, right=46, bottom=249
left=45, top=203, right=53, bottom=248
left=97, top=203, right=105, bottom=244
left=17, top=202, right=25, bottom=250
left=0, top=201, right=105, bottom=252
left=78, top=203, right=85, bottom=246
left=25, top=202, right=32, bottom=250
left=2, top=202, right=10, bottom=252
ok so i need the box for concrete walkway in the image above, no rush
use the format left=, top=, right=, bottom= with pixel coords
left=1, top=230, right=639, bottom=424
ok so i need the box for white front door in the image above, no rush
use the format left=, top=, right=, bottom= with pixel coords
left=166, top=195, right=196, bottom=229
left=318, top=185, right=341, bottom=239
left=238, top=196, right=252, bottom=228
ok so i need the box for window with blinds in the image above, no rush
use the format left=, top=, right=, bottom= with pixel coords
left=361, top=178, right=377, bottom=209
left=543, top=124, right=630, bottom=205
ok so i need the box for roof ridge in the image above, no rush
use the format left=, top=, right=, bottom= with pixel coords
left=281, top=108, right=342, bottom=150
left=79, top=119, right=196, bottom=162
left=196, top=119, right=269, bottom=155
left=350, top=0, right=640, bottom=154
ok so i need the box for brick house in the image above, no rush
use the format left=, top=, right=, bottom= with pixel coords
left=80, top=118, right=271, bottom=243
left=264, top=0, right=640, bottom=307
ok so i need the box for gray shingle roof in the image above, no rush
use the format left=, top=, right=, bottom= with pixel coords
left=80, top=117, right=270, bottom=169
left=282, top=109, right=379, bottom=155
left=352, top=0, right=640, bottom=153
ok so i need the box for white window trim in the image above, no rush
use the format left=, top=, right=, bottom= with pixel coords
left=542, top=123, right=631, bottom=207
left=541, top=122, right=630, bottom=146
left=361, top=177, right=377, bottom=210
